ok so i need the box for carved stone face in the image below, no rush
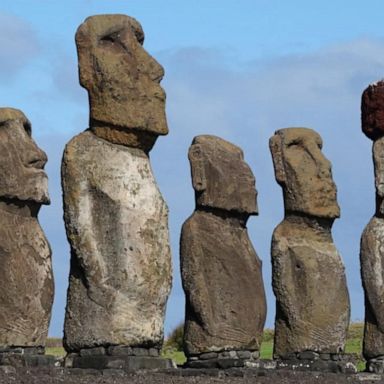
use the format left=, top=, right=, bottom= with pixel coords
left=189, top=135, right=258, bottom=215
left=0, top=109, right=49, bottom=205
left=270, top=127, right=339, bottom=218
left=76, top=14, right=168, bottom=137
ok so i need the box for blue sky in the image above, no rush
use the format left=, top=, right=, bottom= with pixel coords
left=1, top=0, right=384, bottom=337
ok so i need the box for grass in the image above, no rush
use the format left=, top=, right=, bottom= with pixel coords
left=45, top=323, right=367, bottom=371
left=260, top=340, right=273, bottom=359
left=46, top=347, right=66, bottom=357
left=161, top=350, right=186, bottom=365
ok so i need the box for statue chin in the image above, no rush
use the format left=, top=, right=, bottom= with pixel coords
left=33, top=192, right=50, bottom=206
left=30, top=182, right=50, bottom=206
left=19, top=174, right=50, bottom=206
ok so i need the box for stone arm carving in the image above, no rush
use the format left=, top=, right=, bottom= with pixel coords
left=271, top=233, right=299, bottom=328
left=361, top=221, right=384, bottom=332
left=62, top=144, right=115, bottom=309
left=180, top=219, right=214, bottom=333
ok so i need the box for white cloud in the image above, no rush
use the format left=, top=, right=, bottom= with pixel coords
left=0, top=13, right=40, bottom=78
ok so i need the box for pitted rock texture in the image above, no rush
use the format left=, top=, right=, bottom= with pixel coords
left=181, top=135, right=266, bottom=357
left=62, top=131, right=172, bottom=351
left=76, top=14, right=168, bottom=146
left=185, top=350, right=261, bottom=369
left=63, top=14, right=172, bottom=353
left=361, top=137, right=384, bottom=360
left=0, top=108, right=53, bottom=348
left=269, top=128, right=350, bottom=358
left=269, top=128, right=340, bottom=219
left=0, top=367, right=377, bottom=384
left=362, top=80, right=384, bottom=140
left=361, top=217, right=384, bottom=360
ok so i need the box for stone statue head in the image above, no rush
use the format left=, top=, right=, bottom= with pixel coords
left=76, top=14, right=168, bottom=148
left=0, top=108, right=49, bottom=205
left=269, top=127, right=339, bottom=219
left=188, top=135, right=258, bottom=215
left=362, top=80, right=384, bottom=141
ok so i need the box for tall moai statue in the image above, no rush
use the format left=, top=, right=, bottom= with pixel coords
left=62, top=15, right=172, bottom=366
left=269, top=128, right=351, bottom=368
left=181, top=135, right=267, bottom=368
left=0, top=108, right=53, bottom=355
left=360, top=80, right=384, bottom=373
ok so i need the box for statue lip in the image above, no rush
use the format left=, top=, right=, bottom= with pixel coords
left=153, top=87, right=166, bottom=101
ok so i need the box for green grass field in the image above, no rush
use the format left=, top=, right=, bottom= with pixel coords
left=46, top=322, right=366, bottom=370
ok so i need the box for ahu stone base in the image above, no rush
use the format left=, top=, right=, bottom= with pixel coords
left=65, top=346, right=174, bottom=371
left=0, top=347, right=57, bottom=368
left=276, top=352, right=357, bottom=373
left=184, top=350, right=263, bottom=369
left=366, top=356, right=384, bottom=373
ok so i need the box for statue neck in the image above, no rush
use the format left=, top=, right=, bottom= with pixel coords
left=0, top=199, right=39, bottom=218
left=196, top=205, right=249, bottom=227
left=90, top=120, right=157, bottom=153
left=376, top=195, right=384, bottom=218
left=284, top=212, right=333, bottom=232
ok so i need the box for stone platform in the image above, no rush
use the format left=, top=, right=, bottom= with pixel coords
left=366, top=356, right=384, bottom=373
left=66, top=346, right=174, bottom=371
left=0, top=347, right=57, bottom=368
left=184, top=350, right=264, bottom=369
left=275, top=352, right=357, bottom=373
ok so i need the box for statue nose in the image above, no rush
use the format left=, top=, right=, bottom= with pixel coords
left=318, top=157, right=332, bottom=178
left=146, top=55, right=164, bottom=82
left=136, top=46, right=164, bottom=82
left=308, top=143, right=332, bottom=178
left=26, top=146, right=47, bottom=169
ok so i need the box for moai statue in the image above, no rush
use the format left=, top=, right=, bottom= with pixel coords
left=360, top=80, right=384, bottom=373
left=62, top=15, right=172, bottom=368
left=181, top=135, right=267, bottom=368
left=269, top=128, right=351, bottom=370
left=0, top=108, right=53, bottom=357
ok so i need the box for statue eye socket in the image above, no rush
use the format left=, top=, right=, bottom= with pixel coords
left=100, top=31, right=120, bottom=43
left=24, top=123, right=32, bottom=137
left=287, top=140, right=300, bottom=148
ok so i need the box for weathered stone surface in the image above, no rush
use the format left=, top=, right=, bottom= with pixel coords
left=63, top=14, right=172, bottom=353
left=269, top=128, right=350, bottom=358
left=148, top=348, right=160, bottom=357
left=72, top=355, right=173, bottom=371
left=0, top=108, right=53, bottom=349
left=80, top=347, right=106, bottom=356
left=362, top=80, right=384, bottom=140
left=63, top=132, right=172, bottom=351
left=367, top=357, right=384, bottom=373
left=269, top=128, right=340, bottom=219
left=181, top=135, right=267, bottom=356
left=275, top=358, right=356, bottom=373
left=188, top=136, right=258, bottom=214
left=361, top=137, right=384, bottom=360
left=76, top=14, right=168, bottom=151
left=298, top=351, right=319, bottom=360
left=237, top=351, right=252, bottom=359
left=0, top=353, right=57, bottom=368
left=199, top=352, right=218, bottom=360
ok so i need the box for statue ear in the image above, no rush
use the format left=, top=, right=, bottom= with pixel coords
left=269, top=134, right=286, bottom=186
left=188, top=144, right=207, bottom=192
left=373, top=139, right=384, bottom=197
left=75, top=26, right=93, bottom=89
